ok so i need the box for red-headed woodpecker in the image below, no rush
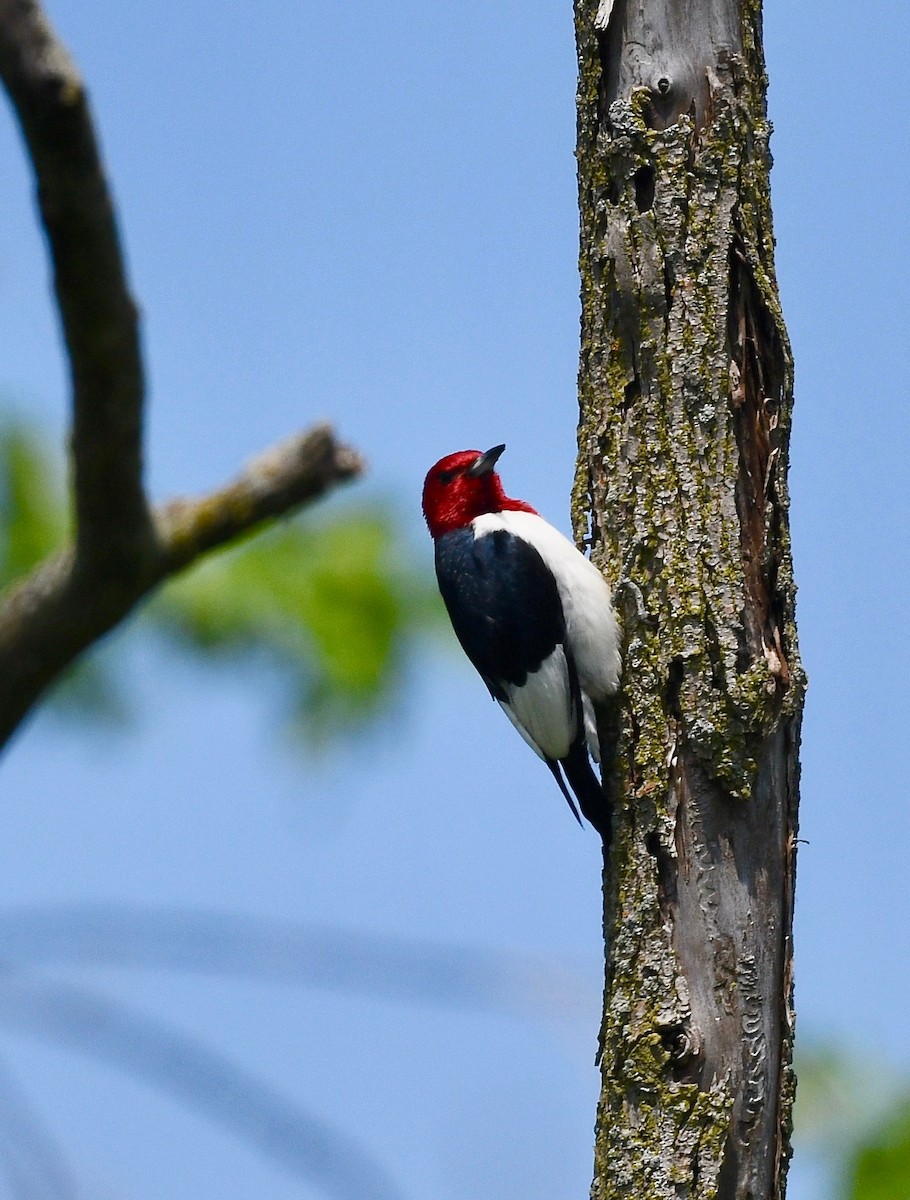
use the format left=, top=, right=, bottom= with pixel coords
left=422, top=444, right=620, bottom=843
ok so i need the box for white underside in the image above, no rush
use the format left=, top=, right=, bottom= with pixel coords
left=472, top=510, right=621, bottom=762
left=500, top=649, right=574, bottom=762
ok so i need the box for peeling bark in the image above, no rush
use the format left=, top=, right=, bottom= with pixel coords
left=573, top=1, right=804, bottom=1196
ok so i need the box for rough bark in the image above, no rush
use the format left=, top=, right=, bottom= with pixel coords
left=573, top=2, right=804, bottom=1197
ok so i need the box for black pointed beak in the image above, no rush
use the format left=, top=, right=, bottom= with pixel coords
left=467, top=444, right=506, bottom=477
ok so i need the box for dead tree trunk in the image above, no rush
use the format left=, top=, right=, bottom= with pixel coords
left=573, top=2, right=805, bottom=1197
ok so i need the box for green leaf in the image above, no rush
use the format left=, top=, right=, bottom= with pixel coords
left=848, top=1097, right=910, bottom=1200
left=0, top=418, right=447, bottom=743
left=0, top=419, right=128, bottom=717
left=0, top=419, right=67, bottom=586
left=153, top=507, right=445, bottom=744
left=792, top=1045, right=910, bottom=1200
left=795, top=1044, right=909, bottom=1159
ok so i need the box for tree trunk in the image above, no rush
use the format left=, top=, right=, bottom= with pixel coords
left=573, top=2, right=805, bottom=1197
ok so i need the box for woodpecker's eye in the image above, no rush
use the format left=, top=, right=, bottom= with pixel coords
left=437, top=470, right=456, bottom=485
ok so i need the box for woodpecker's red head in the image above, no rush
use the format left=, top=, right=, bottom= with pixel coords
left=422, top=444, right=536, bottom=538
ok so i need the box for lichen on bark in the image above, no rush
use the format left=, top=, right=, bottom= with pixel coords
left=574, top=1, right=804, bottom=1197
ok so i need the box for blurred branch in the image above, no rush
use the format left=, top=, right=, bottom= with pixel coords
left=0, top=969, right=405, bottom=1200
left=0, top=904, right=596, bottom=1022
left=0, top=0, right=364, bottom=752
left=0, top=1055, right=79, bottom=1200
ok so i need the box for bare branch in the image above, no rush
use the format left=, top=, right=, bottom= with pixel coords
left=155, top=424, right=364, bottom=574
left=0, top=2, right=368, bottom=753
left=0, top=0, right=149, bottom=570
left=0, top=424, right=363, bottom=751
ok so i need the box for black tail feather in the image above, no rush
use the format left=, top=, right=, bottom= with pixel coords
left=546, top=761, right=583, bottom=828
left=557, top=739, right=613, bottom=847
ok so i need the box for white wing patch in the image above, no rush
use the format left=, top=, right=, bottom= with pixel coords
left=582, top=692, right=600, bottom=762
left=498, top=646, right=575, bottom=763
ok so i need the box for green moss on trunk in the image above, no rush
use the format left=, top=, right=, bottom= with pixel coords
left=574, top=1, right=804, bottom=1196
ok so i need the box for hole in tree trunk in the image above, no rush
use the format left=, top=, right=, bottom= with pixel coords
left=633, top=165, right=655, bottom=213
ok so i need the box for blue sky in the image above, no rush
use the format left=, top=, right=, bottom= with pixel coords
left=0, top=1, right=908, bottom=1198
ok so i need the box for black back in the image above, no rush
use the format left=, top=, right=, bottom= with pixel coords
left=434, top=527, right=565, bottom=700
